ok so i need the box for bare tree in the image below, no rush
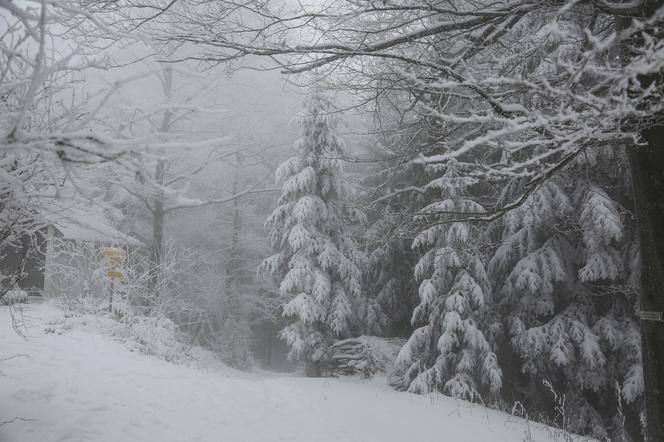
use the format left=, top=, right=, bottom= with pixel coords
left=0, top=0, right=148, bottom=310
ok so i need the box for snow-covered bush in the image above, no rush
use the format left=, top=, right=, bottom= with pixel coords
left=47, top=238, right=125, bottom=309
left=124, top=315, right=189, bottom=363
left=50, top=235, right=205, bottom=316
left=45, top=307, right=192, bottom=365
left=0, top=289, right=28, bottom=306
left=47, top=238, right=211, bottom=365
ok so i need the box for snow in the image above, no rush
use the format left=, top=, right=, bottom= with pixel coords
left=2, top=303, right=578, bottom=442
left=43, top=204, right=140, bottom=245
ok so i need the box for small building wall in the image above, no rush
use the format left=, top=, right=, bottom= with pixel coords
left=0, top=228, right=48, bottom=294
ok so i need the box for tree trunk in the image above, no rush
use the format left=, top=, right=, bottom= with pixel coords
left=224, top=174, right=241, bottom=297
left=628, top=130, right=664, bottom=441
left=616, top=5, right=663, bottom=436
left=149, top=65, right=174, bottom=301
left=221, top=172, right=251, bottom=368
left=150, top=158, right=165, bottom=298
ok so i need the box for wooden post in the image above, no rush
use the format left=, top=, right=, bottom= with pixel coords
left=109, top=278, right=114, bottom=313
left=102, top=248, right=125, bottom=315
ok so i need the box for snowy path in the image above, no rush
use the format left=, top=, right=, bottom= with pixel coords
left=2, top=304, right=568, bottom=442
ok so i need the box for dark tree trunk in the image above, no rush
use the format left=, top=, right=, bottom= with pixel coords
left=615, top=4, right=664, bottom=436
left=628, top=130, right=664, bottom=441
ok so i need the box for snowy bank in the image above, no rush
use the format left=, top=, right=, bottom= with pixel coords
left=1, top=303, right=587, bottom=442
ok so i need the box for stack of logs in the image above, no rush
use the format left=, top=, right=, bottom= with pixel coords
left=329, top=336, right=405, bottom=378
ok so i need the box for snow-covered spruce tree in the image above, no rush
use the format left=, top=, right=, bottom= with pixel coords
left=361, top=74, right=475, bottom=340
left=489, top=148, right=642, bottom=440
left=261, top=92, right=363, bottom=376
left=394, top=160, right=502, bottom=401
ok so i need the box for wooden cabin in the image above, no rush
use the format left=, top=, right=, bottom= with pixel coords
left=0, top=206, right=140, bottom=298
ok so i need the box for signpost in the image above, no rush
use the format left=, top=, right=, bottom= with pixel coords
left=640, top=310, right=664, bottom=322
left=102, top=248, right=126, bottom=313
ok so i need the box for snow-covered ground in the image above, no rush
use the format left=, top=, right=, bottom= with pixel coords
left=1, top=303, right=575, bottom=442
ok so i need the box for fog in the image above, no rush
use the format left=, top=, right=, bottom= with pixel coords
left=1, top=0, right=661, bottom=441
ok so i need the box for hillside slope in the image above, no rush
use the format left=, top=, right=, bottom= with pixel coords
left=1, top=304, right=575, bottom=442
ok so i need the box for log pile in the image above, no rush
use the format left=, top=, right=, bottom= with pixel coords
left=329, top=336, right=405, bottom=378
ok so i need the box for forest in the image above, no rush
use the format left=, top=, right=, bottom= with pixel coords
left=1, top=0, right=663, bottom=441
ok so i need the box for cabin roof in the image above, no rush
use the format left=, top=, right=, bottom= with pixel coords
left=42, top=204, right=141, bottom=246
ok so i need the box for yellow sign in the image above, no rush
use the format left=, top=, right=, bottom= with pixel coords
left=102, top=248, right=127, bottom=258
left=108, top=256, right=124, bottom=265
left=107, top=271, right=123, bottom=279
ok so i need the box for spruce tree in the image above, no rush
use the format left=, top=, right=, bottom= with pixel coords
left=489, top=148, right=643, bottom=440
left=261, top=92, right=363, bottom=375
left=395, top=160, right=502, bottom=400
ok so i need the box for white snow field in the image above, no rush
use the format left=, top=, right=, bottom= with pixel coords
left=1, top=304, right=578, bottom=442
